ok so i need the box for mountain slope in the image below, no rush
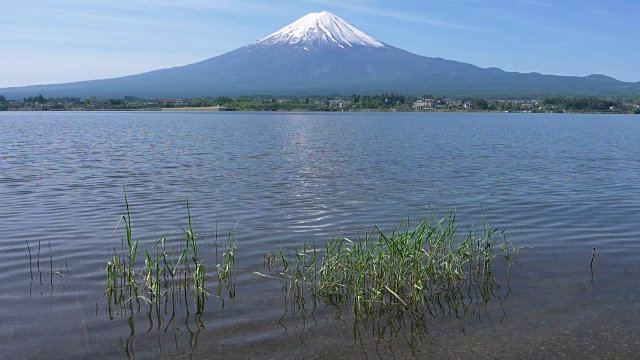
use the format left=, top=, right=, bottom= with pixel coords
left=1, top=11, right=639, bottom=99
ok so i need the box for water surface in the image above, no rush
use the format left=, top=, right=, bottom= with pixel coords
left=1, top=111, right=639, bottom=358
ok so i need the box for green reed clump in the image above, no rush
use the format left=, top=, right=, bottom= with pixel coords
left=215, top=225, right=237, bottom=298
left=105, top=190, right=237, bottom=314
left=269, top=212, right=517, bottom=318
left=106, top=190, right=139, bottom=295
left=272, top=240, right=319, bottom=311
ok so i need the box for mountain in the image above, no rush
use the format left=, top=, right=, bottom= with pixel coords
left=255, top=11, right=385, bottom=49
left=1, top=11, right=639, bottom=99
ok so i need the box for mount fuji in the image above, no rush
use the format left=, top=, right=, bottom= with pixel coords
left=1, top=11, right=639, bottom=98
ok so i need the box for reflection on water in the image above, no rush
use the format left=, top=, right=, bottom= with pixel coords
left=107, top=285, right=206, bottom=358
left=274, top=276, right=512, bottom=358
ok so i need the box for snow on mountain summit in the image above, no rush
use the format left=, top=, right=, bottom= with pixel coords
left=253, top=11, right=386, bottom=50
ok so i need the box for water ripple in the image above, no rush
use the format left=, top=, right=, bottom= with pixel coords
left=1, top=112, right=640, bottom=357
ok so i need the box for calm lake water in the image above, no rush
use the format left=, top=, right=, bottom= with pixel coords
left=1, top=111, right=639, bottom=359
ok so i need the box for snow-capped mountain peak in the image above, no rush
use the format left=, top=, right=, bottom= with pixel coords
left=252, top=11, right=386, bottom=50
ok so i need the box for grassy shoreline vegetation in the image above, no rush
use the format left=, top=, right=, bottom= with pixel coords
left=2, top=93, right=639, bottom=113
left=106, top=190, right=518, bottom=347
left=260, top=212, right=517, bottom=320
left=106, top=191, right=237, bottom=318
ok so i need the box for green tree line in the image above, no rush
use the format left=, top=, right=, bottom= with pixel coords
left=542, top=97, right=622, bottom=111
left=2, top=93, right=639, bottom=113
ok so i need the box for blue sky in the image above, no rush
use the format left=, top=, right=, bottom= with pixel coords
left=1, top=0, right=638, bottom=88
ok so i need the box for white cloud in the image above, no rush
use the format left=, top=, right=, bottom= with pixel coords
left=517, top=0, right=553, bottom=7
left=589, top=7, right=616, bottom=17
left=137, top=0, right=274, bottom=13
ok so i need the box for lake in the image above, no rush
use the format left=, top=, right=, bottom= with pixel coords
left=1, top=111, right=639, bottom=358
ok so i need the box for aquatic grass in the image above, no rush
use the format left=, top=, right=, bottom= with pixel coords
left=215, top=225, right=237, bottom=299
left=26, top=239, right=64, bottom=295
left=106, top=254, right=122, bottom=292
left=121, top=190, right=139, bottom=286
left=105, top=190, right=238, bottom=316
left=267, top=212, right=517, bottom=319
left=258, top=212, right=518, bottom=357
left=26, top=240, right=33, bottom=282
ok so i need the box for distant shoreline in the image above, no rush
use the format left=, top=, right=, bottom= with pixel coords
left=2, top=94, right=638, bottom=114
left=160, top=106, right=230, bottom=112
left=1, top=109, right=636, bottom=115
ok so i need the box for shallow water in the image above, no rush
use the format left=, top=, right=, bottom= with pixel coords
left=1, top=111, right=639, bottom=358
